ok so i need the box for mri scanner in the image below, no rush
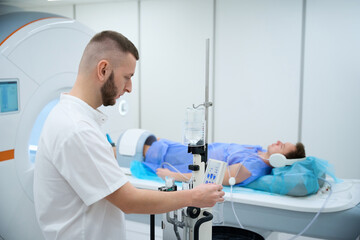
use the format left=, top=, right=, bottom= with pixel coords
left=1, top=10, right=360, bottom=240
left=0, top=11, right=94, bottom=239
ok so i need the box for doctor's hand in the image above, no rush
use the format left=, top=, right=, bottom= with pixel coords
left=190, top=184, right=225, bottom=208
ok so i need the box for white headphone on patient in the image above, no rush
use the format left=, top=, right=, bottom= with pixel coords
left=269, top=153, right=306, bottom=168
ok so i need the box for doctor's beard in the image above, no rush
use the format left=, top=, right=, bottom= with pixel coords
left=101, top=71, right=118, bottom=106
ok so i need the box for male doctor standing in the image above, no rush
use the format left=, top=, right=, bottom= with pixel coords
left=34, top=31, right=224, bottom=240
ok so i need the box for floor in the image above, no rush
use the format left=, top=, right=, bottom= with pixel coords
left=125, top=220, right=326, bottom=240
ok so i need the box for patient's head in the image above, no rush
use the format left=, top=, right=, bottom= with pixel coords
left=285, top=142, right=306, bottom=159
left=267, top=141, right=306, bottom=159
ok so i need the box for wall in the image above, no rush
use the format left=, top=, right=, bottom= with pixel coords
left=76, top=1, right=140, bottom=141
left=140, top=0, right=214, bottom=141
left=301, top=0, right=360, bottom=179
left=19, top=0, right=360, bottom=179
left=214, top=0, right=302, bottom=148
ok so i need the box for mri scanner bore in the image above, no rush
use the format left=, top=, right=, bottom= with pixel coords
left=0, top=11, right=94, bottom=240
left=29, top=99, right=59, bottom=163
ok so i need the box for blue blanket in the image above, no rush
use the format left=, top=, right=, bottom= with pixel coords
left=130, top=156, right=339, bottom=196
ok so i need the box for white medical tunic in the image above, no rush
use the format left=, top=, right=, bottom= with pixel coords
left=34, top=94, right=128, bottom=240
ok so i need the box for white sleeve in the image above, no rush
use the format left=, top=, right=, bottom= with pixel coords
left=54, top=125, right=128, bottom=206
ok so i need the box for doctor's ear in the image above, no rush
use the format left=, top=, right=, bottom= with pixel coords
left=97, top=60, right=110, bottom=82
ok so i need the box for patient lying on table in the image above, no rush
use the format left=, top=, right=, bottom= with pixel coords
left=141, top=139, right=306, bottom=186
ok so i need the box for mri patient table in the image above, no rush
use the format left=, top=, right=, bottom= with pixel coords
left=122, top=170, right=360, bottom=240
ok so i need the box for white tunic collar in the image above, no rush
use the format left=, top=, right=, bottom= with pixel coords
left=60, top=93, right=108, bottom=126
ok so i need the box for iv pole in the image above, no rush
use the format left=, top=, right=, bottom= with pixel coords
left=155, top=39, right=214, bottom=240
left=188, top=38, right=213, bottom=240
left=192, top=38, right=213, bottom=167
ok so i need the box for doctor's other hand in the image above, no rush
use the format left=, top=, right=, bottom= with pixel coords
left=190, top=184, right=225, bottom=208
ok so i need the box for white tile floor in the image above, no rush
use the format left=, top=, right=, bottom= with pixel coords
left=126, top=220, right=162, bottom=240
left=266, top=232, right=325, bottom=240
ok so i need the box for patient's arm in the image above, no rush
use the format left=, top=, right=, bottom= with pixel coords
left=156, top=163, right=251, bottom=186
left=222, top=163, right=251, bottom=186
left=156, top=168, right=192, bottom=182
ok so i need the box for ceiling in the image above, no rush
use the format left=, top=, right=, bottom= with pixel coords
left=0, top=0, right=134, bottom=9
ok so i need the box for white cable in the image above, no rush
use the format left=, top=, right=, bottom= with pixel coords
left=226, top=153, right=254, bottom=229
left=288, top=178, right=333, bottom=240
left=159, top=146, right=262, bottom=231
left=188, top=143, right=332, bottom=239
left=228, top=151, right=333, bottom=239
left=227, top=163, right=243, bottom=228
left=230, top=184, right=244, bottom=229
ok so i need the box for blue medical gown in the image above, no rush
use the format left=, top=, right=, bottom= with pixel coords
left=142, top=139, right=272, bottom=186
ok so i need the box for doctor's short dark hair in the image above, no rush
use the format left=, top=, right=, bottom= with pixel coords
left=285, top=142, right=306, bottom=159
left=90, top=30, right=139, bottom=60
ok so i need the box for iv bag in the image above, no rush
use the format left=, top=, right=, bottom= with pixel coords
left=183, top=107, right=205, bottom=146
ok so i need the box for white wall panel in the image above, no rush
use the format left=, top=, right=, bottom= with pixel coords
left=302, top=0, right=360, bottom=179
left=22, top=5, right=74, bottom=18
left=214, top=0, right=302, bottom=148
left=15, top=0, right=360, bottom=180
left=140, top=0, right=214, bottom=141
left=76, top=2, right=140, bottom=141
